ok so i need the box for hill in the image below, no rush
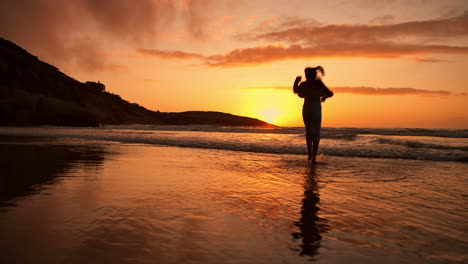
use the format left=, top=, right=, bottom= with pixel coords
left=0, top=37, right=274, bottom=127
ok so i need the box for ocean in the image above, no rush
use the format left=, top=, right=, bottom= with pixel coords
left=0, top=126, right=467, bottom=263
left=1, top=125, right=467, bottom=162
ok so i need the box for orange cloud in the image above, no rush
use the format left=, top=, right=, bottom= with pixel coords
left=204, top=42, right=468, bottom=67
left=137, top=40, right=468, bottom=66
left=0, top=0, right=178, bottom=71
left=136, top=48, right=204, bottom=60
left=243, top=86, right=452, bottom=96
left=412, top=57, right=449, bottom=63
left=331, top=87, right=451, bottom=96
left=221, top=11, right=468, bottom=66
left=183, top=0, right=216, bottom=39
left=240, top=11, right=468, bottom=43
left=0, top=0, right=223, bottom=71
left=370, top=14, right=397, bottom=25
left=94, top=64, right=129, bottom=72
left=137, top=11, right=468, bottom=67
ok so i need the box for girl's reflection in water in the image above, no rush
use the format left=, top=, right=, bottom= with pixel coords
left=292, top=165, right=329, bottom=257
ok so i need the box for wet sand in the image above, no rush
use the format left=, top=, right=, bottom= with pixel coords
left=0, top=136, right=467, bottom=263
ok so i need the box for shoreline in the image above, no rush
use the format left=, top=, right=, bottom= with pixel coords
left=0, top=126, right=467, bottom=163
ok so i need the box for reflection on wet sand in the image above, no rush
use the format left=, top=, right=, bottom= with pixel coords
left=293, top=165, right=329, bottom=257
left=2, top=135, right=464, bottom=263
left=0, top=135, right=107, bottom=208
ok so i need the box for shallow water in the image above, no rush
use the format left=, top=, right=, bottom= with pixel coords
left=0, top=126, right=467, bottom=162
left=0, top=136, right=467, bottom=263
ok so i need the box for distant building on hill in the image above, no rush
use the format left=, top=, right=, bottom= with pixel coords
left=85, top=81, right=105, bottom=92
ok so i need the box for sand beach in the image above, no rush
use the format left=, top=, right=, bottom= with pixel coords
left=0, top=129, right=466, bottom=264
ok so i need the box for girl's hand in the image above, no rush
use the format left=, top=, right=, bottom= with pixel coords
left=295, top=76, right=302, bottom=82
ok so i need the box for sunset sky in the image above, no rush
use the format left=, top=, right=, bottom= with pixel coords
left=1, top=0, right=467, bottom=128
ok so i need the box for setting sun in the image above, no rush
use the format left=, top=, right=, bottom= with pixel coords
left=259, top=109, right=280, bottom=124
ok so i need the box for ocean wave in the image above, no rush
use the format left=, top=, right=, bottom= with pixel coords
left=376, top=138, right=468, bottom=151
left=354, top=128, right=468, bottom=138
left=1, top=127, right=467, bottom=163
left=103, top=125, right=468, bottom=138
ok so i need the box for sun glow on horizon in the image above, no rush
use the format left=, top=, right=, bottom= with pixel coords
left=258, top=109, right=280, bottom=124
left=238, top=89, right=304, bottom=126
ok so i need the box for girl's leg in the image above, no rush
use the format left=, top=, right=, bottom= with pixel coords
left=311, top=110, right=321, bottom=164
left=311, top=139, right=320, bottom=164
left=305, top=126, right=312, bottom=160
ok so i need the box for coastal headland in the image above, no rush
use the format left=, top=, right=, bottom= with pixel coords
left=0, top=37, right=274, bottom=127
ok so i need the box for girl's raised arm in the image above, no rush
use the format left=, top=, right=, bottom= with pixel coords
left=293, top=76, right=302, bottom=94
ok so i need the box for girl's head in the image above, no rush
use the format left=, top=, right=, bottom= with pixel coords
left=305, top=66, right=325, bottom=80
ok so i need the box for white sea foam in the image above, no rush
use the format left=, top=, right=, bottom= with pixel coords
left=0, top=126, right=467, bottom=162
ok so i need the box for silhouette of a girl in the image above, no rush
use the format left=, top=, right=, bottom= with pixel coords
left=293, top=66, right=333, bottom=163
